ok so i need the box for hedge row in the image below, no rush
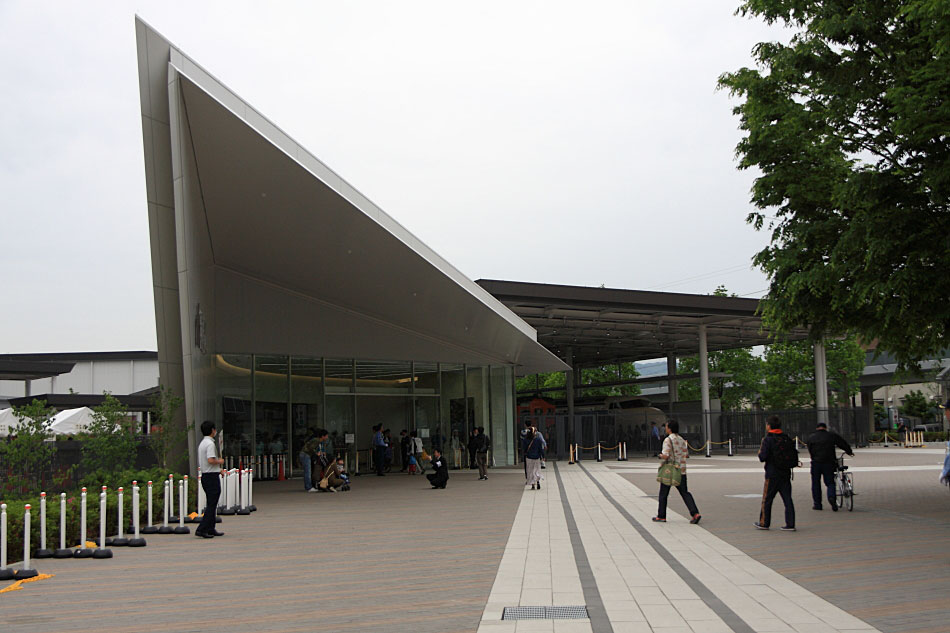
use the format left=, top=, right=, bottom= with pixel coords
left=1, top=468, right=199, bottom=565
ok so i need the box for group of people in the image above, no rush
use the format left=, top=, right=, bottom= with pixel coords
left=299, top=428, right=351, bottom=493
left=651, top=415, right=853, bottom=531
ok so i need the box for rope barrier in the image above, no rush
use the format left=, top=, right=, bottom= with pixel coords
left=687, top=442, right=708, bottom=452
left=0, top=573, right=54, bottom=595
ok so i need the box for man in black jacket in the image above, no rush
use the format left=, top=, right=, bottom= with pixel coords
left=427, top=448, right=449, bottom=489
left=806, top=422, right=853, bottom=511
left=755, top=416, right=797, bottom=531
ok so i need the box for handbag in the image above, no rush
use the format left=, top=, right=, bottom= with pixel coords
left=656, top=436, right=682, bottom=487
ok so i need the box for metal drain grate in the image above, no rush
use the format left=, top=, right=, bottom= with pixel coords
left=502, top=606, right=589, bottom=620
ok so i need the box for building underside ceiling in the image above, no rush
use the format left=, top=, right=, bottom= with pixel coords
left=477, top=279, right=811, bottom=368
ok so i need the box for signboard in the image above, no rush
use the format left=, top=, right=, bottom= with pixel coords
left=345, top=433, right=355, bottom=444
left=419, top=428, right=429, bottom=438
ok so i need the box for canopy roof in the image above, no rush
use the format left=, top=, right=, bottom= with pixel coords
left=49, top=407, right=96, bottom=436
left=477, top=279, right=811, bottom=367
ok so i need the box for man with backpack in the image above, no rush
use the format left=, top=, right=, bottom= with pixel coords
left=806, top=421, right=853, bottom=511
left=754, top=415, right=797, bottom=531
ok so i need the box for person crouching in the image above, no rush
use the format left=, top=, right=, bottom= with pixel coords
left=427, top=448, right=449, bottom=489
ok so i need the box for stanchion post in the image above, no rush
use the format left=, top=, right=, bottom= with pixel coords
left=0, top=504, right=12, bottom=580
left=182, top=475, right=190, bottom=523
left=75, top=487, right=94, bottom=558
left=173, top=480, right=190, bottom=534
left=248, top=467, right=256, bottom=512
left=728, top=438, right=734, bottom=457
left=196, top=468, right=206, bottom=520
left=597, top=443, right=602, bottom=462
left=142, top=481, right=158, bottom=534
left=237, top=469, right=251, bottom=515
left=158, top=481, right=174, bottom=534
left=15, top=504, right=39, bottom=578
left=112, top=487, right=129, bottom=546
left=93, top=490, right=113, bottom=558
left=129, top=482, right=146, bottom=547
left=568, top=444, right=574, bottom=464
left=35, top=492, right=52, bottom=559
left=54, top=492, right=71, bottom=558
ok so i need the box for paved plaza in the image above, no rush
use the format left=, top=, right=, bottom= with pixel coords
left=2, top=448, right=947, bottom=633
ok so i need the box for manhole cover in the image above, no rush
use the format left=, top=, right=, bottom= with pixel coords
left=502, top=606, right=589, bottom=620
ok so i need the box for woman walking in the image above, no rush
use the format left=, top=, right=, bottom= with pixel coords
left=524, top=426, right=546, bottom=490
left=652, top=419, right=702, bottom=524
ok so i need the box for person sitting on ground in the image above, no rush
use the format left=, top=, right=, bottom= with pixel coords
left=334, top=456, right=351, bottom=491
left=427, top=448, right=449, bottom=489
left=320, top=456, right=346, bottom=492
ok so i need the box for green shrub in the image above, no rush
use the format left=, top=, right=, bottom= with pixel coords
left=81, top=393, right=139, bottom=475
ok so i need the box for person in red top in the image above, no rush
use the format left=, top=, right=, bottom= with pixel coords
left=754, top=416, right=797, bottom=531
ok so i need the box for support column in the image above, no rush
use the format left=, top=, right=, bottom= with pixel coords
left=814, top=340, right=829, bottom=425
left=860, top=387, right=876, bottom=436
left=565, top=347, right=575, bottom=458
left=666, top=355, right=677, bottom=416
left=699, top=325, right=711, bottom=457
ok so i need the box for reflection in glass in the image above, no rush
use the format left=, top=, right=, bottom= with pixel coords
left=216, top=354, right=252, bottom=458
left=291, top=357, right=323, bottom=471
left=255, top=355, right=288, bottom=463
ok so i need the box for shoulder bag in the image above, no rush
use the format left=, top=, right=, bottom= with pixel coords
left=656, top=435, right=682, bottom=487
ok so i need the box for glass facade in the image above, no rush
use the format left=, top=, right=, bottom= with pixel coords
left=213, top=355, right=516, bottom=474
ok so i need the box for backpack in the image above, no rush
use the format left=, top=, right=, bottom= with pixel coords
left=772, top=433, right=799, bottom=469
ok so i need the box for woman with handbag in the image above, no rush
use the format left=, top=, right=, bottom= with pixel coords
left=653, top=419, right=701, bottom=524
left=524, top=426, right=546, bottom=490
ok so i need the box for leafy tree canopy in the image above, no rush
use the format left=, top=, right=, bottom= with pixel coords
left=516, top=363, right=641, bottom=399
left=0, top=399, right=57, bottom=495
left=81, top=392, right=139, bottom=475
left=759, top=334, right=865, bottom=409
left=719, top=0, right=950, bottom=367
left=898, top=388, right=933, bottom=419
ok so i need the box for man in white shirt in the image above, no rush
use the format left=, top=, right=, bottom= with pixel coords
left=197, top=420, right=225, bottom=538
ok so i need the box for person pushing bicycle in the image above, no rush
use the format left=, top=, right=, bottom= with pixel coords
left=806, top=421, right=853, bottom=511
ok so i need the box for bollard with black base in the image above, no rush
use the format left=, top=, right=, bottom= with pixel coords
left=54, top=492, right=72, bottom=558
left=158, top=481, right=175, bottom=534
left=237, top=470, right=251, bottom=515
left=173, top=480, right=190, bottom=534
left=74, top=488, right=95, bottom=558
left=15, top=505, right=39, bottom=578
left=167, top=474, right=179, bottom=523
left=92, top=491, right=113, bottom=559
left=111, top=488, right=129, bottom=546
left=35, top=492, right=53, bottom=559
left=247, top=468, right=257, bottom=512
left=596, top=443, right=603, bottom=462
left=141, top=481, right=159, bottom=534
left=0, top=503, right=14, bottom=580
left=219, top=470, right=236, bottom=515
left=129, top=483, right=147, bottom=547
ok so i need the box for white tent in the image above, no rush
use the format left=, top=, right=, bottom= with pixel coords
left=48, top=407, right=96, bottom=436
left=0, top=408, right=18, bottom=437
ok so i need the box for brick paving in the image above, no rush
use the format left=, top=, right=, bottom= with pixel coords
left=617, top=448, right=950, bottom=633
left=1, top=470, right=523, bottom=633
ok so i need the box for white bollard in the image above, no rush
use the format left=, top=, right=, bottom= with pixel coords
left=248, top=467, right=256, bottom=512
left=596, top=443, right=602, bottom=462
left=197, top=468, right=206, bottom=517
left=173, top=480, right=190, bottom=534
left=75, top=487, right=94, bottom=558
left=219, top=470, right=234, bottom=515
left=167, top=474, right=177, bottom=521
left=0, top=504, right=12, bottom=580
left=142, top=481, right=158, bottom=534
left=237, top=469, right=251, bottom=515
left=16, top=504, right=39, bottom=578
left=54, top=492, right=71, bottom=558
left=158, top=481, right=174, bottom=534
left=728, top=438, right=734, bottom=457
left=36, top=492, right=52, bottom=558
left=93, top=489, right=113, bottom=558
left=230, top=468, right=239, bottom=511
left=112, top=487, right=129, bottom=546
left=129, top=482, right=146, bottom=547
left=182, top=475, right=191, bottom=523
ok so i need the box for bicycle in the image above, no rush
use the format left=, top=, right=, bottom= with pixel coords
left=835, top=452, right=855, bottom=511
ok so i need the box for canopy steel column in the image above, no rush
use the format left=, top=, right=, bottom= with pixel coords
left=815, top=340, right=829, bottom=425
left=666, top=355, right=677, bottom=416
left=565, top=347, right=575, bottom=458
left=699, top=324, right=711, bottom=457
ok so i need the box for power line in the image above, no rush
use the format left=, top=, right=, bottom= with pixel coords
left=647, top=263, right=753, bottom=291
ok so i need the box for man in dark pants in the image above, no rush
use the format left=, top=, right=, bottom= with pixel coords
left=196, top=420, right=225, bottom=538
left=474, top=426, right=490, bottom=480
left=427, top=448, right=449, bottom=489
left=755, top=416, right=797, bottom=531
left=807, top=422, right=853, bottom=511
left=399, top=429, right=411, bottom=472
left=372, top=424, right=386, bottom=476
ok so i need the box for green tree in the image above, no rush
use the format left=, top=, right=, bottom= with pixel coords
left=81, top=393, right=139, bottom=475
left=718, top=1, right=950, bottom=367
left=899, top=389, right=931, bottom=419
left=147, top=385, right=187, bottom=471
left=0, top=399, right=57, bottom=495
left=516, top=363, right=641, bottom=399
left=759, top=335, right=865, bottom=409
left=677, top=348, right=763, bottom=411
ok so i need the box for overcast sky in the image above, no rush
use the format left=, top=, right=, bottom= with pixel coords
left=0, top=1, right=786, bottom=354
